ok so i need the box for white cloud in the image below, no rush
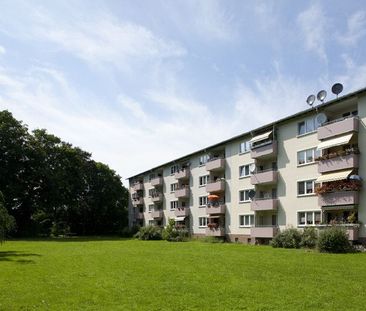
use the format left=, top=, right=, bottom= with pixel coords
left=337, top=11, right=366, bottom=46
left=0, top=45, right=5, bottom=55
left=118, top=94, right=147, bottom=120
left=297, top=4, right=328, bottom=62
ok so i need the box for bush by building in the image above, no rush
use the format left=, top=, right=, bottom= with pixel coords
left=272, top=228, right=302, bottom=248
left=134, top=226, right=162, bottom=240
left=317, top=226, right=353, bottom=253
left=300, top=227, right=318, bottom=249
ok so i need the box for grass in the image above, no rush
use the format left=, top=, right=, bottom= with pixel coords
left=1, top=238, right=365, bottom=310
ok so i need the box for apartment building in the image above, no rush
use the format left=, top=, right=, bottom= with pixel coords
left=128, top=87, right=366, bottom=243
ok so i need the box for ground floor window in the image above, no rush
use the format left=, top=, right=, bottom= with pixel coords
left=239, top=214, right=254, bottom=227
left=198, top=217, right=208, bottom=227
left=298, top=211, right=321, bottom=226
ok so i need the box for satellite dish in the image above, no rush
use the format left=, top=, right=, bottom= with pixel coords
left=248, top=190, right=256, bottom=200
left=316, top=113, right=328, bottom=126
left=317, top=90, right=327, bottom=102
left=249, top=163, right=256, bottom=174
left=331, top=83, right=343, bottom=98
left=306, top=94, right=315, bottom=107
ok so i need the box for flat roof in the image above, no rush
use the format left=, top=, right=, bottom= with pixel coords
left=127, top=86, right=366, bottom=180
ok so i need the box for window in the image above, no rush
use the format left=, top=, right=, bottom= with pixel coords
left=199, top=175, right=209, bottom=186
left=298, top=211, right=321, bottom=226
left=170, top=183, right=178, bottom=192
left=170, top=201, right=178, bottom=210
left=149, top=173, right=155, bottom=181
left=239, top=214, right=254, bottom=227
left=199, top=154, right=210, bottom=166
left=148, top=204, right=154, bottom=213
left=170, top=165, right=178, bottom=175
left=199, top=217, right=208, bottom=227
left=343, top=110, right=358, bottom=117
left=297, top=148, right=321, bottom=165
left=239, top=164, right=251, bottom=178
left=148, top=189, right=155, bottom=197
left=239, top=140, right=251, bottom=154
left=239, top=190, right=252, bottom=202
left=298, top=180, right=315, bottom=195
left=199, top=196, right=208, bottom=207
left=148, top=220, right=155, bottom=225
left=298, top=116, right=319, bottom=136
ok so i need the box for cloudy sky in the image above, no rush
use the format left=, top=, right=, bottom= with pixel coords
left=0, top=1, right=365, bottom=182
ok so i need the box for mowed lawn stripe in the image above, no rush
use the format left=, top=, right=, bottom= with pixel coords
left=0, top=239, right=365, bottom=310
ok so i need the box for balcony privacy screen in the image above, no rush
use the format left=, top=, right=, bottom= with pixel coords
left=315, top=169, right=353, bottom=183
left=317, top=133, right=353, bottom=150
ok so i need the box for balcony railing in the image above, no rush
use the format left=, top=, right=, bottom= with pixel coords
left=251, top=226, right=278, bottom=238
left=206, top=180, right=225, bottom=193
left=151, top=177, right=163, bottom=187
left=318, top=154, right=359, bottom=173
left=205, top=227, right=225, bottom=237
left=250, top=198, right=278, bottom=211
left=175, top=169, right=190, bottom=180
left=206, top=204, right=226, bottom=215
left=175, top=207, right=189, bottom=217
left=250, top=169, right=278, bottom=185
left=132, top=197, right=143, bottom=206
left=151, top=193, right=163, bottom=203
left=318, top=116, right=359, bottom=140
left=132, top=183, right=143, bottom=191
left=151, top=210, right=163, bottom=219
left=250, top=141, right=277, bottom=159
left=206, top=158, right=225, bottom=171
left=319, top=191, right=359, bottom=207
left=175, top=187, right=190, bottom=198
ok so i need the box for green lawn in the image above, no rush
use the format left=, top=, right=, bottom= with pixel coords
left=0, top=239, right=365, bottom=310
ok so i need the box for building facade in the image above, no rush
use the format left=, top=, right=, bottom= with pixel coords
left=128, top=88, right=366, bottom=243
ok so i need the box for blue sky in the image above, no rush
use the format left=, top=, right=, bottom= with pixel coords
left=0, top=0, right=365, bottom=181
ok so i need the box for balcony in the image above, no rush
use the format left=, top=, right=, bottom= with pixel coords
left=151, top=210, right=163, bottom=219
left=206, top=204, right=226, bottom=215
left=132, top=197, right=143, bottom=207
left=318, top=154, right=359, bottom=173
left=175, top=187, right=190, bottom=198
left=175, top=169, right=190, bottom=180
left=250, top=141, right=277, bottom=159
left=251, top=226, right=278, bottom=238
left=205, top=227, right=225, bottom=237
left=251, top=170, right=278, bottom=185
left=206, top=158, right=225, bottom=171
left=206, top=180, right=225, bottom=193
left=151, top=177, right=163, bottom=187
left=132, top=183, right=143, bottom=191
left=318, top=116, right=359, bottom=140
left=319, top=191, right=359, bottom=207
left=135, top=212, right=144, bottom=220
left=175, top=207, right=189, bottom=217
left=251, top=198, right=278, bottom=211
left=151, top=193, right=163, bottom=203
left=346, top=226, right=359, bottom=241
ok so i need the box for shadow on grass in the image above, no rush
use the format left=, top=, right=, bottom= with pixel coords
left=0, top=251, right=41, bottom=264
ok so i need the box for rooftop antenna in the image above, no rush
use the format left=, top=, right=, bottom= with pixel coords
left=306, top=94, right=315, bottom=108
left=317, top=90, right=327, bottom=103
left=331, top=83, right=343, bottom=98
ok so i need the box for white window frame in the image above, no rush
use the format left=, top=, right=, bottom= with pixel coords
left=297, top=210, right=322, bottom=226
left=239, top=140, right=251, bottom=154
left=297, top=180, right=316, bottom=196
left=148, top=204, right=154, bottom=213
left=239, top=190, right=251, bottom=203
left=170, top=165, right=178, bottom=175
left=170, top=200, right=178, bottom=211
left=297, top=148, right=320, bottom=166
left=239, top=214, right=255, bottom=227
left=198, top=217, right=208, bottom=228
left=239, top=164, right=251, bottom=178
left=199, top=154, right=210, bottom=166
left=170, top=183, right=178, bottom=193
left=297, top=116, right=319, bottom=136
left=148, top=188, right=155, bottom=197
left=199, top=196, right=208, bottom=207
left=199, top=175, right=209, bottom=187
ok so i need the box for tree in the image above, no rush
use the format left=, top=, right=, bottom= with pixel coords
left=0, top=192, right=15, bottom=243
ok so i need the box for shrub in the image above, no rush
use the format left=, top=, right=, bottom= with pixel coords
left=134, top=226, right=162, bottom=240
left=317, top=227, right=353, bottom=253
left=200, top=236, right=224, bottom=243
left=162, top=219, right=189, bottom=242
left=0, top=192, right=16, bottom=243
left=272, top=228, right=302, bottom=249
left=119, top=225, right=140, bottom=238
left=301, top=227, right=318, bottom=249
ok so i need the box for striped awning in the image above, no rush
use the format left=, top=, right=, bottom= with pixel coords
left=174, top=216, right=186, bottom=222
left=249, top=131, right=272, bottom=144
left=317, top=133, right=354, bottom=150
left=316, top=169, right=353, bottom=183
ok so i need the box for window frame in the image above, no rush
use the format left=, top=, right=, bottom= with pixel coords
left=239, top=189, right=251, bottom=203
left=170, top=183, right=178, bottom=193
left=170, top=165, right=178, bottom=175
left=199, top=196, right=208, bottom=207
left=199, top=175, right=209, bottom=187
left=199, top=154, right=210, bottom=166
left=170, top=200, right=178, bottom=211
left=239, top=214, right=255, bottom=227
left=297, top=116, right=319, bottom=136
left=297, top=180, right=316, bottom=196
left=297, top=148, right=320, bottom=166
left=239, top=164, right=251, bottom=178
left=198, top=217, right=208, bottom=228
left=239, top=140, right=251, bottom=154
left=297, top=210, right=322, bottom=227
